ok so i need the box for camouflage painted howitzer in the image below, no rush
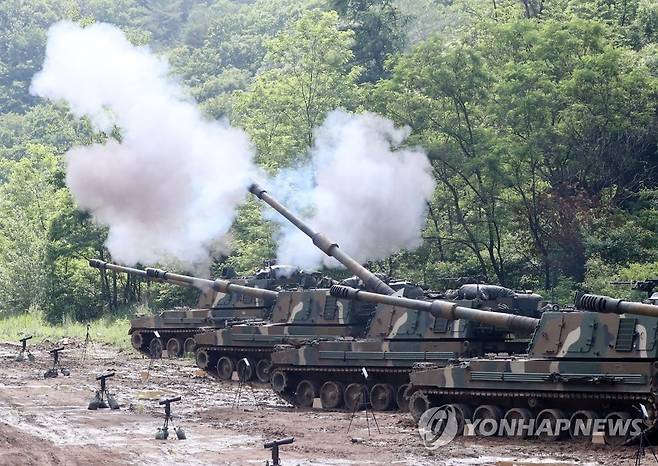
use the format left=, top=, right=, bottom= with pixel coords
left=90, top=259, right=280, bottom=358
left=406, top=293, right=658, bottom=444
left=192, top=184, right=408, bottom=383
left=267, top=284, right=550, bottom=412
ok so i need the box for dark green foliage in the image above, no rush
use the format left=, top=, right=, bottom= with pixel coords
left=0, top=0, right=656, bottom=325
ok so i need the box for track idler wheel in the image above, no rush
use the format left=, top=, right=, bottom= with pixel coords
left=131, top=332, right=144, bottom=351
left=370, top=383, right=395, bottom=411
left=569, top=410, right=600, bottom=441
left=320, top=381, right=345, bottom=409
left=503, top=408, right=534, bottom=439
left=195, top=348, right=210, bottom=369
left=396, top=384, right=412, bottom=412
left=535, top=408, right=568, bottom=441
left=236, top=358, right=255, bottom=382
left=216, top=356, right=235, bottom=381
left=271, top=370, right=290, bottom=394
left=409, top=391, right=432, bottom=423
left=149, top=338, right=163, bottom=359
left=255, top=359, right=273, bottom=383
left=166, top=338, right=183, bottom=358
left=183, top=337, right=196, bottom=356
left=295, top=380, right=319, bottom=408
left=473, top=405, right=504, bottom=437
left=344, top=383, right=365, bottom=412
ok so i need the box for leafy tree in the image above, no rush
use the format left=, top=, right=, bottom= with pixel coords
left=331, top=0, right=407, bottom=81
left=236, top=10, right=362, bottom=168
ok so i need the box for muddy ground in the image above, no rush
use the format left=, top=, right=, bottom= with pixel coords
left=0, top=340, right=649, bottom=465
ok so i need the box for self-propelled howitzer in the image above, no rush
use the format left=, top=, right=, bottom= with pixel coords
left=405, top=294, right=658, bottom=444
left=268, top=284, right=549, bottom=412
left=90, top=259, right=282, bottom=358
left=191, top=184, right=409, bottom=383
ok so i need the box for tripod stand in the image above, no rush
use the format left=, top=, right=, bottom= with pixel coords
left=156, top=396, right=186, bottom=440
left=233, top=358, right=257, bottom=409
left=15, top=336, right=35, bottom=362
left=634, top=428, right=658, bottom=465
left=88, top=372, right=120, bottom=410
left=347, top=369, right=380, bottom=437
left=44, top=347, right=70, bottom=378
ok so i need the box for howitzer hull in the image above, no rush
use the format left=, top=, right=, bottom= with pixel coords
left=267, top=290, right=547, bottom=412
left=192, top=288, right=377, bottom=383
left=404, top=310, right=658, bottom=444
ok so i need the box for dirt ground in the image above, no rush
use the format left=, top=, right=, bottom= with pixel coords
left=0, top=340, right=650, bottom=466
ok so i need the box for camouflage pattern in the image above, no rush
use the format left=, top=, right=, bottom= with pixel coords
left=89, top=260, right=322, bottom=358
left=192, top=283, right=423, bottom=384
left=267, top=284, right=552, bottom=411
left=404, top=295, right=658, bottom=442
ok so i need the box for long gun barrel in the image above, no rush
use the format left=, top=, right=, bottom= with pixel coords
left=249, top=183, right=395, bottom=296
left=577, top=293, right=658, bottom=317
left=145, top=268, right=278, bottom=304
left=89, top=259, right=191, bottom=287
left=330, top=285, right=540, bottom=334
left=89, top=259, right=278, bottom=304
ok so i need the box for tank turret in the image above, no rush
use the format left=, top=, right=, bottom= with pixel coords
left=330, top=285, right=540, bottom=334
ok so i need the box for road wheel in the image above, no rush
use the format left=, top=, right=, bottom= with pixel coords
left=569, top=410, right=600, bottom=441
left=604, top=411, right=633, bottom=446
left=195, top=348, right=209, bottom=369
left=473, top=405, right=503, bottom=437
left=131, top=332, right=144, bottom=351
left=344, top=383, right=365, bottom=412
left=536, top=408, right=568, bottom=441
left=295, top=380, right=319, bottom=408
left=165, top=338, right=182, bottom=358
left=396, top=384, right=412, bottom=412
left=320, top=381, right=344, bottom=409
left=255, top=359, right=273, bottom=383
left=148, top=338, right=163, bottom=359
left=216, top=356, right=234, bottom=381
left=370, top=383, right=395, bottom=411
left=183, top=337, right=196, bottom=356
left=503, top=408, right=534, bottom=439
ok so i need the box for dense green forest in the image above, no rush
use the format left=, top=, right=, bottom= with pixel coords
left=0, top=0, right=657, bottom=323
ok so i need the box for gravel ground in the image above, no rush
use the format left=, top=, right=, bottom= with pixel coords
left=0, top=341, right=648, bottom=465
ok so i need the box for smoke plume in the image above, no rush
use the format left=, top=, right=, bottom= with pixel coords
left=271, top=110, right=436, bottom=270
left=30, top=22, right=255, bottom=268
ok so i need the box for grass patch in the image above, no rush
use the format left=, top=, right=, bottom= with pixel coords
left=0, top=310, right=132, bottom=351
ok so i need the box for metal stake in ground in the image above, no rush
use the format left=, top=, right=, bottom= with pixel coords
left=144, top=330, right=162, bottom=383
left=44, top=347, right=70, bottom=378
left=81, top=323, right=93, bottom=362
left=88, top=372, right=120, bottom=410
left=347, top=367, right=380, bottom=436
left=15, top=336, right=35, bottom=362
left=264, top=437, right=294, bottom=466
left=156, top=396, right=186, bottom=440
left=232, top=358, right=258, bottom=409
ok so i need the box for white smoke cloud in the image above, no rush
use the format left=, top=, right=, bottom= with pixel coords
left=271, top=110, right=436, bottom=270
left=30, top=22, right=255, bottom=268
